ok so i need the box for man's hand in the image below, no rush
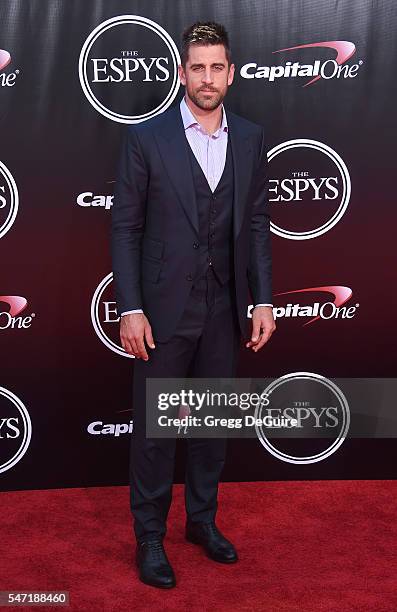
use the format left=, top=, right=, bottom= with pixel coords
left=120, top=313, right=155, bottom=360
left=246, top=306, right=276, bottom=352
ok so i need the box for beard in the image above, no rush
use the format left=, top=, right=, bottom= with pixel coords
left=187, top=85, right=226, bottom=111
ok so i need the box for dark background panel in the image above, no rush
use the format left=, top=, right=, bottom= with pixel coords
left=0, top=0, right=396, bottom=490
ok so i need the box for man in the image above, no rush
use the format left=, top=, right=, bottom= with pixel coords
left=111, top=21, right=275, bottom=589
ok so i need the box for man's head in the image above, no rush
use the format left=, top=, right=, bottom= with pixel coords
left=178, top=21, right=235, bottom=111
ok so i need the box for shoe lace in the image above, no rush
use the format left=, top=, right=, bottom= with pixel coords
left=145, top=538, right=166, bottom=562
left=206, top=522, right=221, bottom=538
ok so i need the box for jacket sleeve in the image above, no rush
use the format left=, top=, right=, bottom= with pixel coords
left=247, top=127, right=273, bottom=305
left=111, top=126, right=148, bottom=315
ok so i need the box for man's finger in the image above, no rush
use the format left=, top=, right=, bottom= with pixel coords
left=253, top=329, right=271, bottom=351
left=250, top=319, right=261, bottom=343
left=136, top=336, right=149, bottom=361
left=121, top=333, right=134, bottom=356
left=121, top=326, right=140, bottom=356
left=144, top=324, right=155, bottom=350
left=253, top=325, right=275, bottom=351
left=130, top=337, right=140, bottom=358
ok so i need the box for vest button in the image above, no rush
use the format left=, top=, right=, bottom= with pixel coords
left=193, top=242, right=199, bottom=249
left=211, top=209, right=217, bottom=214
left=186, top=274, right=193, bottom=281
left=210, top=233, right=215, bottom=239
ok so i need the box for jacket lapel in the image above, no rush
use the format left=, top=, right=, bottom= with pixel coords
left=227, top=111, right=253, bottom=239
left=154, top=105, right=199, bottom=236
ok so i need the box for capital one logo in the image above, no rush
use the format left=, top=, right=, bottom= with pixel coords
left=77, top=191, right=113, bottom=210
left=248, top=285, right=359, bottom=325
left=0, top=296, right=35, bottom=330
left=273, top=285, right=359, bottom=325
left=267, top=139, right=351, bottom=240
left=0, top=49, right=20, bottom=87
left=87, top=417, right=133, bottom=437
left=254, top=372, right=350, bottom=464
left=79, top=15, right=181, bottom=123
left=240, top=40, right=362, bottom=86
left=0, top=161, right=19, bottom=239
left=0, top=386, right=32, bottom=474
left=91, top=273, right=132, bottom=358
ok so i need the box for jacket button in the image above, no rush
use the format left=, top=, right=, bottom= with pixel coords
left=193, top=242, right=199, bottom=249
left=186, top=274, right=193, bottom=281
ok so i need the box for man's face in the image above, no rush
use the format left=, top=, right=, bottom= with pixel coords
left=178, top=44, right=235, bottom=111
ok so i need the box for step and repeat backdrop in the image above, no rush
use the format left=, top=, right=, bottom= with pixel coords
left=1, top=0, right=396, bottom=490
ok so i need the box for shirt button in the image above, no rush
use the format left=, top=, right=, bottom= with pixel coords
left=186, top=274, right=193, bottom=281
left=210, top=233, right=215, bottom=239
left=210, top=221, right=215, bottom=227
left=211, top=209, right=217, bottom=215
left=193, top=242, right=199, bottom=249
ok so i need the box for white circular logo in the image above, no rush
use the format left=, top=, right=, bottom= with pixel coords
left=79, top=15, right=181, bottom=123
left=267, top=139, right=351, bottom=240
left=254, top=372, right=350, bottom=464
left=0, top=160, right=19, bottom=239
left=91, top=272, right=134, bottom=358
left=0, top=386, right=32, bottom=474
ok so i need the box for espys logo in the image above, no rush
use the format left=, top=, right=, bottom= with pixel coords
left=254, top=372, right=350, bottom=464
left=0, top=296, right=35, bottom=330
left=248, top=286, right=359, bottom=325
left=91, top=273, right=132, bottom=358
left=0, top=49, right=20, bottom=87
left=267, top=139, right=351, bottom=240
left=0, top=161, right=19, bottom=239
left=0, top=386, right=32, bottom=474
left=79, top=15, right=180, bottom=123
left=240, top=41, right=362, bottom=86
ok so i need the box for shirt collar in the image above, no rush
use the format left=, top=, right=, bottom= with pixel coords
left=180, top=96, right=228, bottom=136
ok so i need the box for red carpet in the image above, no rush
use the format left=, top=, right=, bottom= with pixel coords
left=1, top=481, right=396, bottom=611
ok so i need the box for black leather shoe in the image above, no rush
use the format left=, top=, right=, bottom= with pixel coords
left=185, top=521, right=238, bottom=563
left=136, top=538, right=176, bottom=588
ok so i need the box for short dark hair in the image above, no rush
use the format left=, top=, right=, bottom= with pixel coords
left=181, top=21, right=231, bottom=66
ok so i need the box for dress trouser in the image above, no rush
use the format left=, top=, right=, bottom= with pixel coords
left=130, top=265, right=241, bottom=542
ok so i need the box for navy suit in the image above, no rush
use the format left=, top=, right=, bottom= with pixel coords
left=111, top=104, right=272, bottom=342
left=111, top=103, right=272, bottom=541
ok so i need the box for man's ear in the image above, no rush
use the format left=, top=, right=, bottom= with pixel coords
left=228, top=63, right=235, bottom=86
left=178, top=64, right=186, bottom=85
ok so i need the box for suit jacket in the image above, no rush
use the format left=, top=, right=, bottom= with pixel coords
left=111, top=102, right=272, bottom=342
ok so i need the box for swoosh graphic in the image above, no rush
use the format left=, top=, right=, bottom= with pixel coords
left=273, top=41, right=356, bottom=86
left=275, top=285, right=352, bottom=326
left=0, top=49, right=11, bottom=71
left=0, top=295, right=28, bottom=317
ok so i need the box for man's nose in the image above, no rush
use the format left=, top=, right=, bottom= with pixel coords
left=202, top=69, right=213, bottom=84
